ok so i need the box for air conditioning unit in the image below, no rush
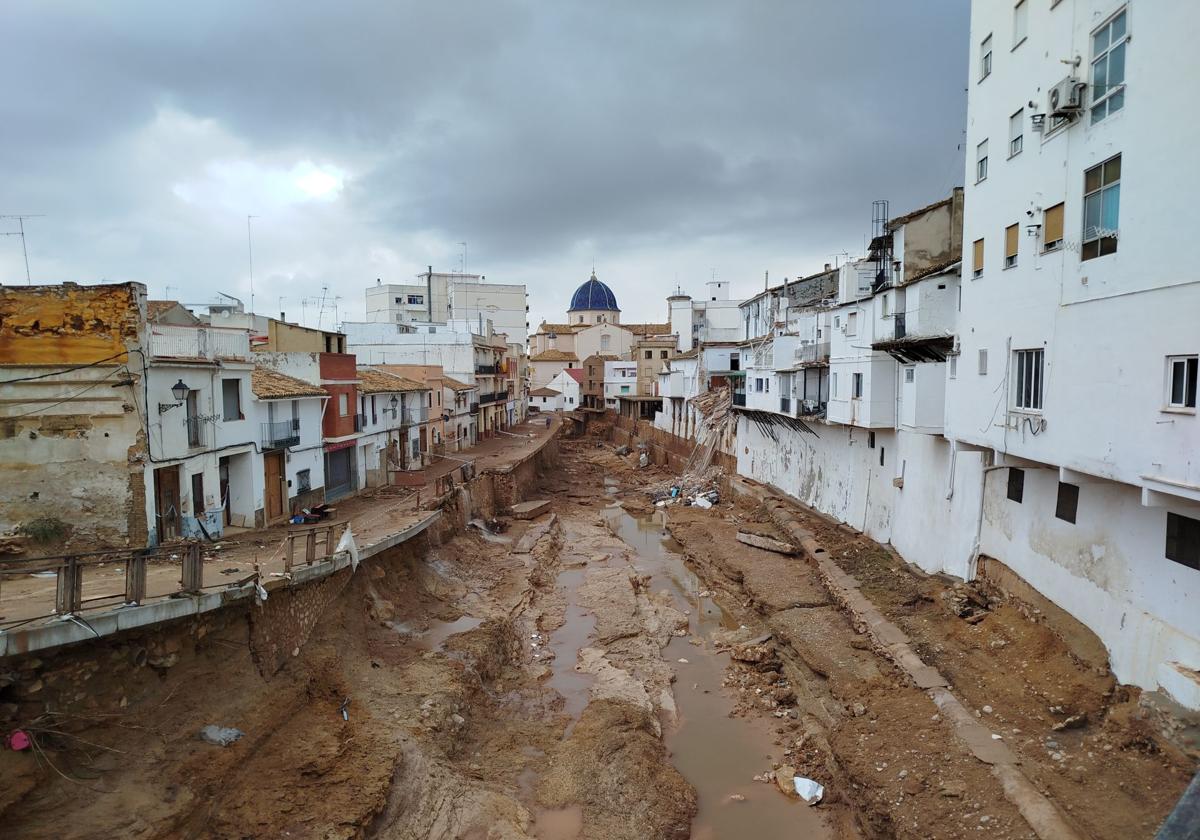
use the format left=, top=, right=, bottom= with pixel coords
left=1048, top=77, right=1086, bottom=118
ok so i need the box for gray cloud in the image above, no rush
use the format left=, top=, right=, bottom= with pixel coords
left=1, top=1, right=967, bottom=329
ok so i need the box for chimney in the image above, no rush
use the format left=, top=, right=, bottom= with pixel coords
left=280, top=311, right=286, bottom=322
left=824, top=263, right=831, bottom=271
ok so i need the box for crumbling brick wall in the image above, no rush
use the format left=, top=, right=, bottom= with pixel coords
left=248, top=568, right=353, bottom=677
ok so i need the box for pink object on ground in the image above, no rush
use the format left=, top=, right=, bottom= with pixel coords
left=6, top=730, right=31, bottom=751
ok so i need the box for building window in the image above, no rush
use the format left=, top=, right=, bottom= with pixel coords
left=755, top=378, right=763, bottom=393
left=978, top=348, right=988, bottom=375
left=1043, top=203, right=1064, bottom=251
left=600, top=334, right=611, bottom=351
left=973, top=238, right=984, bottom=278
left=1007, top=468, right=1024, bottom=503
left=1014, top=348, right=1044, bottom=410
left=297, top=469, right=311, bottom=493
left=881, top=293, right=890, bottom=318
left=395, top=297, right=402, bottom=304
left=620, top=385, right=630, bottom=394
left=867, top=431, right=876, bottom=449
left=852, top=372, right=863, bottom=398
left=904, top=366, right=915, bottom=383
left=1083, top=155, right=1121, bottom=261
left=221, top=378, right=242, bottom=421
left=407, top=294, right=424, bottom=305
left=644, top=350, right=652, bottom=360
left=1055, top=482, right=1079, bottom=523
left=949, top=355, right=958, bottom=379
left=1005, top=223, right=1019, bottom=268
left=1091, top=9, right=1127, bottom=124
left=976, top=140, right=988, bottom=183
left=832, top=372, right=838, bottom=397
left=1009, top=108, right=1024, bottom=157
left=1012, top=0, right=1027, bottom=48
left=1166, top=355, right=1198, bottom=410
left=339, top=393, right=349, bottom=416
left=980, top=34, right=992, bottom=80
left=765, top=379, right=770, bottom=393
left=1166, top=513, right=1200, bottom=570
left=846, top=312, right=858, bottom=336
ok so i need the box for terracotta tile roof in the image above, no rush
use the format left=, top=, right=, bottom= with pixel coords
left=440, top=375, right=477, bottom=391
left=530, top=387, right=561, bottom=397
left=251, top=367, right=326, bottom=399
left=625, top=323, right=673, bottom=336
left=675, top=347, right=699, bottom=359
left=536, top=322, right=579, bottom=335
left=357, top=368, right=429, bottom=394
left=147, top=300, right=181, bottom=319
left=564, top=368, right=584, bottom=383
left=530, top=349, right=578, bottom=362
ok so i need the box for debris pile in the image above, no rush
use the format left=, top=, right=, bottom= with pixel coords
left=645, top=466, right=725, bottom=509
left=942, top=581, right=992, bottom=623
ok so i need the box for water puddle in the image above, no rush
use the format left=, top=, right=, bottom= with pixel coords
left=602, top=505, right=833, bottom=840
left=544, top=566, right=597, bottom=732
left=402, top=615, right=483, bottom=650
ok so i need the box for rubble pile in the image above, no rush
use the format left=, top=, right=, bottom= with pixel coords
left=645, top=466, right=726, bottom=509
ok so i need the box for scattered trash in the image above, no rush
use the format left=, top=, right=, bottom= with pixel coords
left=638, top=453, right=649, bottom=468
left=677, top=658, right=689, bottom=664
left=199, top=725, right=244, bottom=747
left=339, top=697, right=351, bottom=721
left=219, top=567, right=242, bottom=575
left=614, top=445, right=631, bottom=456
left=1051, top=713, right=1087, bottom=731
left=5, top=730, right=31, bottom=751
left=728, top=793, right=746, bottom=802
left=693, top=497, right=713, bottom=510
left=793, top=776, right=825, bottom=805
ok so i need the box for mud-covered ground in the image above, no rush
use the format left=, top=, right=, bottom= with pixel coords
left=0, top=432, right=1193, bottom=839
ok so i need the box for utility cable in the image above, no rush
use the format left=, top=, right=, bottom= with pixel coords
left=0, top=352, right=128, bottom=385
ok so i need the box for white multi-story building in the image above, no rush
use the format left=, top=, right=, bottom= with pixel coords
left=668, top=280, right=744, bottom=351
left=365, top=273, right=530, bottom=342
left=603, top=360, right=637, bottom=409
left=945, top=0, right=1200, bottom=706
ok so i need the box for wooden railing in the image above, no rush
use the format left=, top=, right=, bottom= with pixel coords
left=284, top=524, right=346, bottom=573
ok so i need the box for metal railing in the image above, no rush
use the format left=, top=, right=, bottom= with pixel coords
left=479, top=392, right=503, bottom=404
left=148, top=325, right=250, bottom=361
left=796, top=341, right=832, bottom=366
left=262, top=418, right=300, bottom=449
left=780, top=396, right=791, bottom=414
left=186, top=415, right=206, bottom=447
left=470, top=401, right=480, bottom=413
left=401, top=404, right=429, bottom=425
left=475, top=363, right=497, bottom=374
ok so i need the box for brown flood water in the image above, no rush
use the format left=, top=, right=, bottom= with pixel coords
left=604, top=505, right=834, bottom=840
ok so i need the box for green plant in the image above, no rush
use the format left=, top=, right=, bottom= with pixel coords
left=17, top=516, right=69, bottom=544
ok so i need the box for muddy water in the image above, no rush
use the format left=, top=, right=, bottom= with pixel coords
left=544, top=566, right=596, bottom=729
left=603, top=506, right=834, bottom=840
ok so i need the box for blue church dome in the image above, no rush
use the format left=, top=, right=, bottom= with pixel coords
left=568, top=271, right=620, bottom=312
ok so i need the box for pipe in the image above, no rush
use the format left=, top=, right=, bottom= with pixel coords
left=967, top=457, right=1006, bottom=580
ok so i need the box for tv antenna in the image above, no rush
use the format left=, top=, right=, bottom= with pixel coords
left=458, top=241, right=467, bottom=275
left=1, top=214, right=44, bottom=284
left=247, top=215, right=258, bottom=314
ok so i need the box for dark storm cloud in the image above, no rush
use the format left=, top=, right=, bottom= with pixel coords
left=1, top=1, right=967, bottom=324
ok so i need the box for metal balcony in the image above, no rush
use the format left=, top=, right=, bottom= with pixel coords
left=186, top=416, right=206, bottom=448
left=475, top=364, right=498, bottom=374
left=262, top=418, right=301, bottom=449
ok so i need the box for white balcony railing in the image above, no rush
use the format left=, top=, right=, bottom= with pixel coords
left=148, top=325, right=250, bottom=361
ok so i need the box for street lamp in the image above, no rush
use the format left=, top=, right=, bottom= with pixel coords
left=389, top=395, right=400, bottom=418
left=159, top=379, right=190, bottom=414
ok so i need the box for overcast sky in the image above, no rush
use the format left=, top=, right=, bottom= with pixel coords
left=2, top=2, right=968, bottom=333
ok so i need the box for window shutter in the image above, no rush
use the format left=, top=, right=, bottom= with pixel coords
left=1005, top=224, right=1019, bottom=258
left=1043, top=203, right=1064, bottom=244
left=973, top=238, right=984, bottom=273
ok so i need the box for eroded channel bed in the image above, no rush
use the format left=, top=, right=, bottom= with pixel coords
left=0, top=434, right=1192, bottom=839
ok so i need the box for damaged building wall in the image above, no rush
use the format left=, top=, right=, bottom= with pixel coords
left=0, top=283, right=149, bottom=550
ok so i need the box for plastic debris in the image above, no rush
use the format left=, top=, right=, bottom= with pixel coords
left=793, top=776, right=824, bottom=805
left=199, top=725, right=244, bottom=747
left=693, top=497, right=713, bottom=510
left=339, top=697, right=351, bottom=721
left=6, top=730, right=31, bottom=751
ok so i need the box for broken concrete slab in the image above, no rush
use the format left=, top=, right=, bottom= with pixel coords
left=510, top=500, right=552, bottom=520
left=736, top=531, right=798, bottom=555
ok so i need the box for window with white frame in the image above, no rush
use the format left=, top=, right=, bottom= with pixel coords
left=1013, top=348, right=1044, bottom=410
left=846, top=311, right=858, bottom=336
left=976, top=140, right=988, bottom=183
left=980, top=34, right=992, bottom=80
left=881, top=293, right=890, bottom=318
left=949, top=355, right=958, bottom=379
left=1009, top=108, right=1024, bottom=157
left=904, top=366, right=915, bottom=384
left=1012, top=0, right=1028, bottom=48
left=832, top=372, right=838, bottom=397
left=978, top=348, right=988, bottom=375
left=1166, top=355, right=1198, bottom=410
left=1090, top=8, right=1127, bottom=125
left=852, top=372, right=863, bottom=398
left=1082, top=154, right=1120, bottom=261
left=600, top=334, right=610, bottom=351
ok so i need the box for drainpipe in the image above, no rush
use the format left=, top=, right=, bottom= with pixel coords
left=967, top=455, right=1006, bottom=581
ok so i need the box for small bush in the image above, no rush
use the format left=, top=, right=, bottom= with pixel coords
left=17, top=516, right=69, bottom=544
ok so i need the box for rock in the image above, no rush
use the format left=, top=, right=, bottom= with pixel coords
left=735, top=531, right=798, bottom=555
left=775, top=765, right=797, bottom=796
left=939, top=781, right=967, bottom=798
left=614, top=445, right=630, bottom=456
left=902, top=777, right=923, bottom=796
left=451, top=713, right=466, bottom=726
left=728, top=794, right=746, bottom=802
left=1051, top=713, right=1087, bottom=731
left=982, top=705, right=993, bottom=714
left=772, top=687, right=796, bottom=705
left=851, top=703, right=867, bottom=717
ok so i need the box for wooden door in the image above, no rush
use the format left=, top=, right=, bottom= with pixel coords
left=154, top=466, right=181, bottom=542
left=264, top=451, right=285, bottom=522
